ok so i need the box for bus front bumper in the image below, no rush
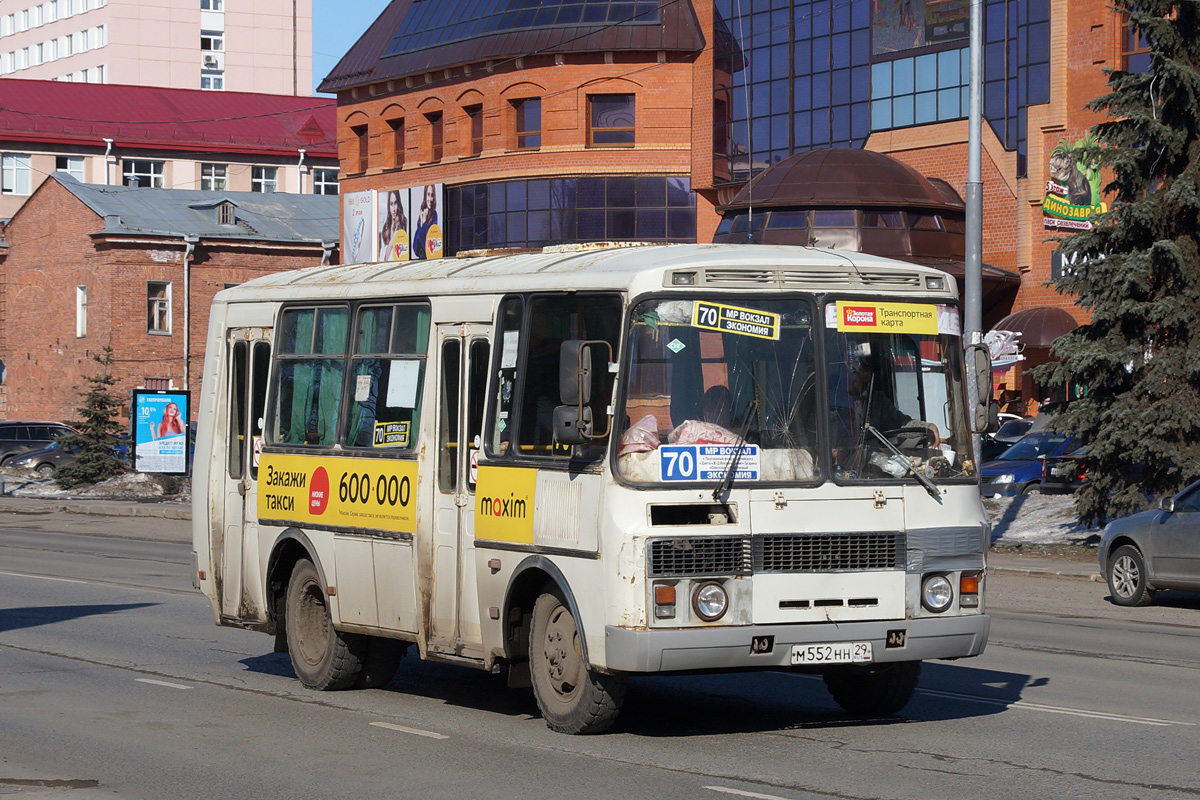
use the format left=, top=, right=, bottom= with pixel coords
left=603, top=615, right=990, bottom=673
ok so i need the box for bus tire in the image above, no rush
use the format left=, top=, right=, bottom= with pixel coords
left=284, top=558, right=365, bottom=691
left=355, top=637, right=407, bottom=689
left=529, top=590, right=626, bottom=734
left=823, top=660, right=921, bottom=717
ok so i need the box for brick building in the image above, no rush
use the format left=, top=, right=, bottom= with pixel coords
left=0, top=173, right=338, bottom=423
left=322, top=0, right=1133, bottom=411
left=0, top=79, right=338, bottom=220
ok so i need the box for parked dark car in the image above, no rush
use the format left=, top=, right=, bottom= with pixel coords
left=979, top=431, right=1082, bottom=496
left=1042, top=447, right=1087, bottom=495
left=8, top=439, right=81, bottom=476
left=0, top=421, right=75, bottom=466
left=980, top=417, right=1034, bottom=463
left=8, top=433, right=131, bottom=476
left=1099, top=479, right=1200, bottom=606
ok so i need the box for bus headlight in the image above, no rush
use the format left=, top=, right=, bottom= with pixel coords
left=692, top=581, right=728, bottom=622
left=921, top=574, right=954, bottom=613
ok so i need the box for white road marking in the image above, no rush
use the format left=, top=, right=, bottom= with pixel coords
left=370, top=721, right=448, bottom=739
left=918, top=687, right=1194, bottom=727
left=135, top=678, right=192, bottom=690
left=0, top=571, right=89, bottom=585
left=705, top=787, right=793, bottom=800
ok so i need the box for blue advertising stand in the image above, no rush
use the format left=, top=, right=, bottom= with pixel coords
left=132, top=389, right=191, bottom=475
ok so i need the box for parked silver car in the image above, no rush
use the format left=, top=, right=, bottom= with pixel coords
left=1098, top=479, right=1200, bottom=606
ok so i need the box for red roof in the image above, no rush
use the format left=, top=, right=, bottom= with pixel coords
left=0, top=80, right=337, bottom=158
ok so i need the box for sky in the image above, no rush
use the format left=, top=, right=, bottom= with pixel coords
left=312, top=0, right=391, bottom=95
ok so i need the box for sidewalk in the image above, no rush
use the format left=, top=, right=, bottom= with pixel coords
left=0, top=494, right=1102, bottom=581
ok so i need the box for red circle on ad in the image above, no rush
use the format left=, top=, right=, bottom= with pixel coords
left=309, top=467, right=329, bottom=515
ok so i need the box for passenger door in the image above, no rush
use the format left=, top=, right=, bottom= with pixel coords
left=429, top=324, right=491, bottom=656
left=1154, top=487, right=1200, bottom=587
left=219, top=329, right=271, bottom=620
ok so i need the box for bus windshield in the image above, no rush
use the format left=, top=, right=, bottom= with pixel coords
left=616, top=296, right=976, bottom=485
left=618, top=296, right=822, bottom=484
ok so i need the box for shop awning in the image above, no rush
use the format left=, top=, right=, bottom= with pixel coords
left=990, top=307, right=1080, bottom=348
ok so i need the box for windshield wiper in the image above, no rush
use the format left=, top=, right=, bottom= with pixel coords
left=712, top=401, right=758, bottom=502
left=865, top=423, right=941, bottom=499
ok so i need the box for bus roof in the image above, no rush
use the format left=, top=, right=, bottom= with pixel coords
left=216, top=243, right=957, bottom=304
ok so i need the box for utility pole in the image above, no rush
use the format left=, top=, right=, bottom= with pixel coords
left=965, top=0, right=985, bottom=461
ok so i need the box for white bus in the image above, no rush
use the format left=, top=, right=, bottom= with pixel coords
left=192, top=243, right=994, bottom=734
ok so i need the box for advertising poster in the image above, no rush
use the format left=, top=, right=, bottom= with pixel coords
left=377, top=188, right=411, bottom=262
left=409, top=183, right=444, bottom=260
left=871, top=0, right=968, bottom=54
left=343, top=190, right=376, bottom=263
left=133, top=390, right=190, bottom=475
left=1043, top=135, right=1106, bottom=231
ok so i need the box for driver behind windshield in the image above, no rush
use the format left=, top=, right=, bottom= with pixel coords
left=832, top=343, right=939, bottom=475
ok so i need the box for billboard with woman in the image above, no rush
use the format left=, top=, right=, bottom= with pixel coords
left=410, top=183, right=444, bottom=260
left=378, top=188, right=411, bottom=261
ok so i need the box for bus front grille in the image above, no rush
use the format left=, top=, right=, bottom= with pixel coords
left=648, top=536, right=752, bottom=577
left=753, top=532, right=906, bottom=572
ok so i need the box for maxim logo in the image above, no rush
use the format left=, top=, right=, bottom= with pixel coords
left=480, top=493, right=528, bottom=519
left=843, top=306, right=876, bottom=326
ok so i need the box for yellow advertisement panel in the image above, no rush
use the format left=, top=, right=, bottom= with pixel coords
left=258, top=452, right=418, bottom=534
left=475, top=465, right=536, bottom=544
left=835, top=301, right=938, bottom=335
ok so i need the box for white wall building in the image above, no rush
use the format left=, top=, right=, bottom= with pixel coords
left=0, top=0, right=312, bottom=95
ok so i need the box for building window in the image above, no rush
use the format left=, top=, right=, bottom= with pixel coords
left=201, top=163, right=227, bottom=191
left=200, top=30, right=223, bottom=54
left=1122, top=15, right=1151, bottom=73
left=55, top=155, right=85, bottom=181
left=201, top=0, right=222, bottom=9
left=312, top=168, right=338, bottom=195
left=217, top=201, right=234, bottom=225
left=388, top=118, right=405, bottom=168
left=351, top=124, right=368, bottom=173
left=464, top=104, right=483, bottom=156
left=427, top=111, right=443, bottom=162
left=871, top=49, right=970, bottom=132
left=200, top=74, right=223, bottom=90
left=147, top=281, right=171, bottom=334
left=588, top=94, right=635, bottom=146
left=76, top=285, right=87, bottom=338
left=251, top=166, right=278, bottom=193
left=1, top=153, right=32, bottom=195
left=448, top=175, right=696, bottom=253
left=123, top=159, right=164, bottom=188
left=512, top=97, right=541, bottom=149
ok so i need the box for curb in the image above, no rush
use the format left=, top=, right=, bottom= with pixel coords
left=0, top=500, right=191, bottom=520
left=989, top=565, right=1102, bottom=582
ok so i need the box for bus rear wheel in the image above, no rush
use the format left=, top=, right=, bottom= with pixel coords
left=529, top=590, right=626, bottom=734
left=823, top=661, right=921, bottom=716
left=284, top=558, right=365, bottom=691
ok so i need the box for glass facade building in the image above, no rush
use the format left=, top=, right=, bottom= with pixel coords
left=714, top=0, right=1050, bottom=184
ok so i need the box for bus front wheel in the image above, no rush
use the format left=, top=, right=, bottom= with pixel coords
left=284, top=558, right=365, bottom=691
left=823, top=660, right=921, bottom=716
left=529, top=590, right=626, bottom=734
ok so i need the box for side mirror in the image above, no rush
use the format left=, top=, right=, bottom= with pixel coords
left=556, top=339, right=613, bottom=444
left=1160, top=496, right=1176, bottom=514
left=559, top=340, right=592, bottom=406
left=964, top=343, right=993, bottom=434
left=553, top=405, right=593, bottom=445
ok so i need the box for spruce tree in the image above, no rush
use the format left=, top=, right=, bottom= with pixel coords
left=54, top=346, right=127, bottom=489
left=1033, top=1, right=1200, bottom=524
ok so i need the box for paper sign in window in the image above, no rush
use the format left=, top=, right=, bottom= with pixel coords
left=501, top=330, right=520, bottom=369
left=386, top=359, right=420, bottom=408
left=355, top=374, right=372, bottom=402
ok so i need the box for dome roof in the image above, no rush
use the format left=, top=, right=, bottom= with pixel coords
left=725, top=149, right=963, bottom=211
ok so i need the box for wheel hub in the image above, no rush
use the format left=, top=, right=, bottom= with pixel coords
left=1112, top=555, right=1139, bottom=598
left=542, top=605, right=582, bottom=697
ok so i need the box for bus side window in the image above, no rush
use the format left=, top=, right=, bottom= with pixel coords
left=515, top=293, right=621, bottom=459
left=228, top=340, right=247, bottom=478
left=248, top=340, right=270, bottom=479
left=345, top=303, right=430, bottom=450
left=271, top=306, right=348, bottom=446
left=487, top=297, right=523, bottom=456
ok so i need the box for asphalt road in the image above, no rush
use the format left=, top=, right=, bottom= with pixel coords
left=1, top=512, right=1198, bottom=800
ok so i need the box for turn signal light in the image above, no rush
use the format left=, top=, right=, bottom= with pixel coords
left=960, top=575, right=979, bottom=594
left=654, top=583, right=676, bottom=620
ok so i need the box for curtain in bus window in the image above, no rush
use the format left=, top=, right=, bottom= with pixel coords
left=275, top=307, right=347, bottom=446
left=345, top=304, right=430, bottom=450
